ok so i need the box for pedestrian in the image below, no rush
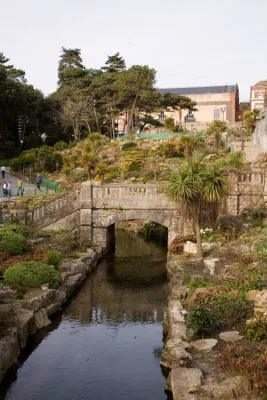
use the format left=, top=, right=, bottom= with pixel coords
left=3, top=182, right=7, bottom=197
left=7, top=181, right=12, bottom=197
left=17, top=179, right=23, bottom=196
left=1, top=166, right=6, bottom=179
left=36, top=174, right=42, bottom=190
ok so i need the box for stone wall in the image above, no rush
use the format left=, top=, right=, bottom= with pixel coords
left=42, top=209, right=80, bottom=232
left=0, top=247, right=104, bottom=381
left=253, top=108, right=267, bottom=151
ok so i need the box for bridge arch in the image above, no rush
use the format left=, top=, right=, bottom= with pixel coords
left=90, top=208, right=186, bottom=251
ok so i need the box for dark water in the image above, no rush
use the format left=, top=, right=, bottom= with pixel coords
left=0, top=231, right=169, bottom=400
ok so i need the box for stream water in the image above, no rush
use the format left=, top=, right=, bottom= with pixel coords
left=0, top=231, right=169, bottom=400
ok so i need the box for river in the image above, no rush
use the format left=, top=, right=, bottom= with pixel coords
left=0, top=230, right=170, bottom=400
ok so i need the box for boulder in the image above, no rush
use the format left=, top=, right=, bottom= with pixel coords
left=184, top=241, right=198, bottom=255
left=246, top=290, right=262, bottom=302
left=219, top=331, right=244, bottom=343
left=254, top=289, right=267, bottom=314
left=15, top=308, right=35, bottom=348
left=0, top=328, right=20, bottom=381
left=0, top=287, right=17, bottom=299
left=171, top=285, right=189, bottom=299
left=45, top=302, right=62, bottom=317
left=171, top=368, right=203, bottom=399
left=22, top=289, right=56, bottom=312
left=202, top=376, right=251, bottom=399
left=190, top=338, right=217, bottom=352
left=34, top=308, right=51, bottom=330
left=204, top=259, right=219, bottom=276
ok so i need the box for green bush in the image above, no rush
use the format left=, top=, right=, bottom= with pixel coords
left=165, top=117, right=175, bottom=132
left=4, top=261, right=62, bottom=289
left=45, top=250, right=62, bottom=270
left=213, top=292, right=253, bottom=327
left=0, top=231, right=28, bottom=255
left=187, top=305, right=219, bottom=339
left=246, top=315, right=267, bottom=341
left=54, top=141, right=67, bottom=151
left=71, top=171, right=88, bottom=182
left=128, top=160, right=143, bottom=172
left=158, top=142, right=178, bottom=158
left=10, top=151, right=36, bottom=171
left=122, top=142, right=137, bottom=151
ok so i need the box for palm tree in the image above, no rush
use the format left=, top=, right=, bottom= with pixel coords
left=243, top=109, right=260, bottom=135
left=206, top=120, right=227, bottom=149
left=178, top=135, right=204, bottom=158
left=166, top=159, right=228, bottom=259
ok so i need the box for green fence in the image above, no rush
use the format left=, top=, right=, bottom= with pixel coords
left=136, top=131, right=205, bottom=140
left=41, top=177, right=58, bottom=192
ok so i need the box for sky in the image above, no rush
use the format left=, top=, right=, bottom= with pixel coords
left=1, top=0, right=267, bottom=101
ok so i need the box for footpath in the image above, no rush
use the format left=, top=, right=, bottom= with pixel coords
left=0, top=171, right=47, bottom=200
left=231, top=141, right=262, bottom=164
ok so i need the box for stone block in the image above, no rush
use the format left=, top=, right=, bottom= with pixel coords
left=171, top=368, right=203, bottom=399
left=184, top=241, right=198, bottom=254
left=34, top=308, right=51, bottom=330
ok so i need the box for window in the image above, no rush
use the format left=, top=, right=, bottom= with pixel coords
left=213, top=109, right=220, bottom=120
left=184, top=110, right=196, bottom=123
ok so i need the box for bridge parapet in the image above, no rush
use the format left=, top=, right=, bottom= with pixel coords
left=81, top=182, right=176, bottom=210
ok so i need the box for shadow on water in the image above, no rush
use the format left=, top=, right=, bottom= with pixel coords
left=0, top=231, right=171, bottom=400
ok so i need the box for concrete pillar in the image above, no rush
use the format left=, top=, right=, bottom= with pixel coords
left=80, top=181, right=93, bottom=244
left=91, top=224, right=115, bottom=252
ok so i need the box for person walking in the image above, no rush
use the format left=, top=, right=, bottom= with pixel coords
left=36, top=174, right=42, bottom=190
left=17, top=179, right=23, bottom=196
left=3, top=182, right=7, bottom=197
left=1, top=166, right=6, bottom=179
left=7, top=181, right=12, bottom=197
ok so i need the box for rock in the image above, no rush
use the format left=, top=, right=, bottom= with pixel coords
left=167, top=338, right=191, bottom=350
left=165, top=373, right=172, bottom=391
left=254, top=289, right=267, bottom=314
left=22, top=289, right=55, bottom=312
left=41, top=284, right=49, bottom=291
left=246, top=290, right=262, bottom=302
left=171, top=285, right=189, bottom=299
left=34, top=308, right=51, bottom=330
left=219, top=331, right=244, bottom=343
left=15, top=308, right=35, bottom=348
left=204, top=258, right=219, bottom=275
left=170, top=323, right=187, bottom=341
left=190, top=338, right=217, bottom=352
left=0, top=288, right=17, bottom=299
left=45, top=302, right=62, bottom=317
left=202, top=376, right=251, bottom=399
left=184, top=241, right=198, bottom=255
left=171, top=368, right=203, bottom=399
left=0, top=328, right=20, bottom=381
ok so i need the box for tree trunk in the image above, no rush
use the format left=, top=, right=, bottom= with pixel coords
left=215, top=132, right=220, bottom=149
left=192, top=206, right=203, bottom=259
left=127, top=95, right=138, bottom=133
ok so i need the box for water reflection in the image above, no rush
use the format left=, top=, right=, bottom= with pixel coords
left=1, top=231, right=169, bottom=400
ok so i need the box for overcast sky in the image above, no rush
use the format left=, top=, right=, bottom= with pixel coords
left=1, top=0, right=266, bottom=101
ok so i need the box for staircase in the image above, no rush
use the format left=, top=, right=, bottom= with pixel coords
left=30, top=188, right=81, bottom=229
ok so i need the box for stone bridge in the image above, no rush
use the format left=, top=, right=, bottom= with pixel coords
left=31, top=171, right=267, bottom=250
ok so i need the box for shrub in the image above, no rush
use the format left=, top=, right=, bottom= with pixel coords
left=122, top=142, right=137, bottom=151
left=54, top=141, right=67, bottom=151
left=10, top=151, right=36, bottom=171
left=220, top=344, right=267, bottom=394
left=187, top=304, right=219, bottom=339
left=128, top=160, right=143, bottom=172
left=165, top=117, right=175, bottom=132
left=71, top=171, right=88, bottom=182
left=63, top=167, right=71, bottom=176
left=158, top=142, right=178, bottom=158
left=45, top=250, right=62, bottom=270
left=0, top=231, right=28, bottom=255
left=4, top=261, right=62, bottom=289
left=246, top=315, right=267, bottom=341
left=212, top=292, right=253, bottom=327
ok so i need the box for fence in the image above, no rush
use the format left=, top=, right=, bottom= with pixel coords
left=137, top=131, right=205, bottom=140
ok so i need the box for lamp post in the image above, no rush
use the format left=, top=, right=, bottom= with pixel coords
left=220, top=107, right=226, bottom=121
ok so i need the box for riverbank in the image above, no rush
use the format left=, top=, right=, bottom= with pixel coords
left=0, top=246, right=104, bottom=382
left=161, top=216, right=267, bottom=399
